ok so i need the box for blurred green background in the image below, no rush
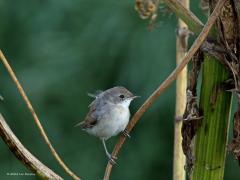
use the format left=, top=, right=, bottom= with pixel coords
left=0, top=0, right=239, bottom=179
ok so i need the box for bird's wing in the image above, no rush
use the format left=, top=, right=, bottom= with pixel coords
left=75, top=97, right=106, bottom=129
left=75, top=113, right=97, bottom=129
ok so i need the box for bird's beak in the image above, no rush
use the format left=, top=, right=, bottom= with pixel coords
left=130, top=95, right=140, bottom=99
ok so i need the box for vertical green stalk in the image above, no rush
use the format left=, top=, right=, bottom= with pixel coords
left=192, top=54, right=232, bottom=179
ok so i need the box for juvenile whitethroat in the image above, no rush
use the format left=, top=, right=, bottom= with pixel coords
left=75, top=86, right=138, bottom=164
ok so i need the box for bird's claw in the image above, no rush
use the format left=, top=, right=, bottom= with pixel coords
left=122, top=129, right=131, bottom=138
left=109, top=157, right=117, bottom=165
left=107, top=154, right=117, bottom=165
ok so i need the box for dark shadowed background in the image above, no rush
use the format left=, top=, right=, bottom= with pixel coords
left=0, top=0, right=239, bottom=179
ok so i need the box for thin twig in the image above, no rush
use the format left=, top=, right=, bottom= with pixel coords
left=135, top=0, right=203, bottom=34
left=0, top=113, right=63, bottom=179
left=0, top=51, right=80, bottom=180
left=173, top=0, right=189, bottom=179
left=103, top=0, right=227, bottom=179
left=162, top=0, right=204, bottom=34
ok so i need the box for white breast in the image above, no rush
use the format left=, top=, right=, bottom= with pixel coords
left=86, top=102, right=130, bottom=140
left=111, top=104, right=130, bottom=136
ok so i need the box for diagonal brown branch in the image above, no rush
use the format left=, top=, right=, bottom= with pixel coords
left=0, top=51, right=80, bottom=180
left=0, top=113, right=63, bottom=179
left=103, top=0, right=227, bottom=179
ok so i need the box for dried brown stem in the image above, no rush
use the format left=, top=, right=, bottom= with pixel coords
left=103, top=0, right=227, bottom=179
left=162, top=0, right=204, bottom=34
left=173, top=0, right=189, bottom=179
left=0, top=114, right=63, bottom=179
left=0, top=51, right=80, bottom=180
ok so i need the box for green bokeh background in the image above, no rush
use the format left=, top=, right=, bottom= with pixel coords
left=0, top=0, right=239, bottom=179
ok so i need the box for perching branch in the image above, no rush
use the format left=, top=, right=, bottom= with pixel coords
left=0, top=51, right=80, bottom=180
left=103, top=0, right=227, bottom=179
left=0, top=114, right=63, bottom=179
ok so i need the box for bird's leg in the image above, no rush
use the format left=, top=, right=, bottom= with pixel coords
left=122, top=129, right=131, bottom=138
left=101, top=139, right=117, bottom=164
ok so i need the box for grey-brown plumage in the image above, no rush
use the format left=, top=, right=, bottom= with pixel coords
left=76, top=86, right=138, bottom=164
left=76, top=87, right=134, bottom=133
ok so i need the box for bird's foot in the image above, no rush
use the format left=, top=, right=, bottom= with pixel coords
left=107, top=153, right=117, bottom=165
left=122, top=129, right=131, bottom=138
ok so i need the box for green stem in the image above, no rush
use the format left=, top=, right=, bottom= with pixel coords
left=192, top=54, right=232, bottom=179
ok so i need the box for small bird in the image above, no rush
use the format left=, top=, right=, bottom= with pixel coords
left=75, top=86, right=138, bottom=164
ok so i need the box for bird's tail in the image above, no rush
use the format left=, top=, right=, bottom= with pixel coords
left=74, top=121, right=84, bottom=128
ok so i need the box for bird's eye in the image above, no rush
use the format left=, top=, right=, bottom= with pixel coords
left=119, top=94, right=124, bottom=99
